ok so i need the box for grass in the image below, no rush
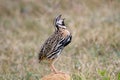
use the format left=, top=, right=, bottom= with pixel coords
left=0, top=0, right=120, bottom=80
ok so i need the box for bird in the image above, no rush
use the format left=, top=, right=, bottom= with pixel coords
left=38, top=15, right=72, bottom=74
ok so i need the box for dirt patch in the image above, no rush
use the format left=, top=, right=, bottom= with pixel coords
left=41, top=73, right=70, bottom=80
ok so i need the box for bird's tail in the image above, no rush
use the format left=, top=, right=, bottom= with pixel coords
left=38, top=52, right=43, bottom=63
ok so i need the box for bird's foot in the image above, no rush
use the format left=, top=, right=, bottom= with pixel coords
left=53, top=70, right=65, bottom=74
left=57, top=71, right=66, bottom=74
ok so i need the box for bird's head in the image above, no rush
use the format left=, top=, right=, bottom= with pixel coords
left=54, top=15, right=66, bottom=30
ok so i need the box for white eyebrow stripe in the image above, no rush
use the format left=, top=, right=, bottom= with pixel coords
left=57, top=19, right=63, bottom=24
left=58, top=25, right=66, bottom=28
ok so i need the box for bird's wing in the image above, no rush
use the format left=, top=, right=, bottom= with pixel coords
left=39, top=32, right=62, bottom=60
left=46, top=34, right=72, bottom=59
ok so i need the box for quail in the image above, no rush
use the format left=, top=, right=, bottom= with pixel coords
left=39, top=15, right=72, bottom=73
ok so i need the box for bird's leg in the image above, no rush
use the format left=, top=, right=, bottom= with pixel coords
left=50, top=60, right=58, bottom=73
left=49, top=59, right=65, bottom=74
left=51, top=63, right=58, bottom=73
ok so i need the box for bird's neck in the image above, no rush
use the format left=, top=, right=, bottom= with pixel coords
left=58, top=28, right=66, bottom=32
left=54, top=28, right=67, bottom=35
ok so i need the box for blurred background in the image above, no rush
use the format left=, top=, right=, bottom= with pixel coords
left=0, top=0, right=120, bottom=80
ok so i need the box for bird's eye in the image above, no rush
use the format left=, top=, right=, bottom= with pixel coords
left=62, top=20, right=65, bottom=26
left=57, top=20, right=65, bottom=26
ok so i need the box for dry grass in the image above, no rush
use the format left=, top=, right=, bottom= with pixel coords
left=0, top=0, right=120, bottom=80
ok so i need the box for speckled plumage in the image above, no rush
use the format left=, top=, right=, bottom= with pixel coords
left=38, top=15, right=72, bottom=73
left=39, top=28, right=72, bottom=61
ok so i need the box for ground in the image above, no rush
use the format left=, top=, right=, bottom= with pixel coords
left=0, top=0, right=120, bottom=80
left=41, top=73, right=70, bottom=80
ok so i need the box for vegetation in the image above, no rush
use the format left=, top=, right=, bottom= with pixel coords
left=0, top=0, right=120, bottom=80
